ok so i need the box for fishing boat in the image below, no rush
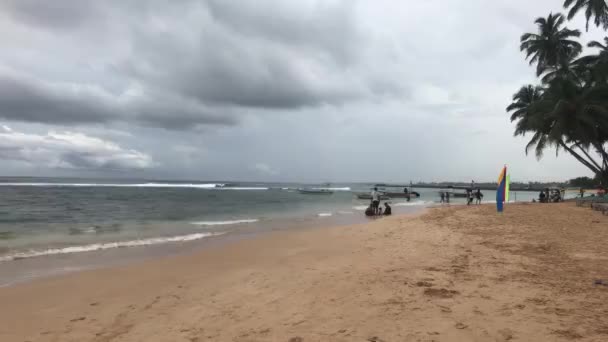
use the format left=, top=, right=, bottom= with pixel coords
left=438, top=189, right=468, bottom=198
left=384, top=191, right=420, bottom=198
left=297, top=188, right=334, bottom=195
left=356, top=193, right=390, bottom=200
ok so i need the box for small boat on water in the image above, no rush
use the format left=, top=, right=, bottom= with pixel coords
left=356, top=190, right=420, bottom=200
left=298, top=188, right=334, bottom=195
left=356, top=193, right=390, bottom=200
left=385, top=191, right=420, bottom=198
left=438, top=189, right=468, bottom=198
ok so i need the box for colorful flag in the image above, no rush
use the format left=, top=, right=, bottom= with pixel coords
left=505, top=174, right=510, bottom=203
left=496, top=165, right=507, bottom=212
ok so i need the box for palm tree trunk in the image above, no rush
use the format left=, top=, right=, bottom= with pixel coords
left=560, top=141, right=603, bottom=175
left=575, top=143, right=604, bottom=172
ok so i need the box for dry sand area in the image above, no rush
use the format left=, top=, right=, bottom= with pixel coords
left=1, top=203, right=608, bottom=341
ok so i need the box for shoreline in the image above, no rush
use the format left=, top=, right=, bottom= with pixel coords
left=0, top=205, right=427, bottom=287
left=3, top=203, right=606, bottom=341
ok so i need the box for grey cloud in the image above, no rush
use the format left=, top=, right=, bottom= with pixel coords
left=2, top=0, right=104, bottom=30
left=120, top=1, right=387, bottom=109
left=0, top=125, right=153, bottom=170
left=1, top=0, right=405, bottom=130
left=205, top=0, right=360, bottom=64
left=0, top=72, right=237, bottom=130
left=0, top=74, right=119, bottom=124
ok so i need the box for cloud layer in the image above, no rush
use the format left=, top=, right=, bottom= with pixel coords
left=0, top=125, right=152, bottom=170
left=0, top=0, right=601, bottom=180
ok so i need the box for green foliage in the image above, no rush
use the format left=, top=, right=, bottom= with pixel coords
left=509, top=11, right=608, bottom=184
left=568, top=176, right=598, bottom=187
left=564, top=0, right=608, bottom=31
left=520, top=13, right=582, bottom=76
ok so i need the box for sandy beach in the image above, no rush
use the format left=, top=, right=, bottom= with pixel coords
left=1, top=203, right=608, bottom=341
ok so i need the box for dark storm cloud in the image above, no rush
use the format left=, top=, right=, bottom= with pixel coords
left=0, top=72, right=236, bottom=129
left=0, top=74, right=118, bottom=124
left=118, top=0, right=385, bottom=110
left=1, top=0, right=399, bottom=129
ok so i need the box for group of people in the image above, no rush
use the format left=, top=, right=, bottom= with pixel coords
left=466, top=188, right=484, bottom=205
left=439, top=188, right=484, bottom=205
left=365, top=187, right=392, bottom=217
left=537, top=188, right=564, bottom=203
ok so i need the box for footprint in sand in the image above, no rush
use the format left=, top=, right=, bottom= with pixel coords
left=416, top=281, right=434, bottom=287
left=424, top=288, right=460, bottom=299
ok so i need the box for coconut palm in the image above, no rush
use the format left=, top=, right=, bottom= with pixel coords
left=564, top=0, right=608, bottom=31
left=576, top=37, right=608, bottom=84
left=520, top=13, right=582, bottom=76
left=510, top=78, right=608, bottom=177
left=507, top=85, right=544, bottom=122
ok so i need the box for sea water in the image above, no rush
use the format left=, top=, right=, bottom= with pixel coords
left=0, top=177, right=538, bottom=285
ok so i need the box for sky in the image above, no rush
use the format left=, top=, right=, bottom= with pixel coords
left=0, top=0, right=606, bottom=183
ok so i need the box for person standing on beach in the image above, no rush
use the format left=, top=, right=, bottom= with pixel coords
left=440, top=192, right=445, bottom=203
left=371, top=187, right=380, bottom=215
left=446, top=191, right=450, bottom=203
left=475, top=188, right=483, bottom=204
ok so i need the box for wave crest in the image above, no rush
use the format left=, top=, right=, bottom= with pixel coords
left=190, top=219, right=259, bottom=226
left=0, top=232, right=224, bottom=262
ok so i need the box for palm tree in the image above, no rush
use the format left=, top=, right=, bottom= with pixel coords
left=510, top=78, right=608, bottom=179
left=576, top=37, right=608, bottom=83
left=564, top=0, right=608, bottom=31
left=520, top=13, right=582, bottom=77
left=507, top=85, right=544, bottom=122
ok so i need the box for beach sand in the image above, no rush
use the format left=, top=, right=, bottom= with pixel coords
left=1, top=203, right=608, bottom=341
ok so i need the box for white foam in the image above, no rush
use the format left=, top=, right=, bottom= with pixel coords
left=392, top=201, right=433, bottom=207
left=218, top=187, right=269, bottom=190
left=318, top=213, right=333, bottom=217
left=338, top=211, right=354, bottom=215
left=0, top=182, right=268, bottom=190
left=353, top=205, right=368, bottom=211
left=311, top=187, right=351, bottom=191
left=190, top=219, right=259, bottom=226
left=0, top=232, right=224, bottom=262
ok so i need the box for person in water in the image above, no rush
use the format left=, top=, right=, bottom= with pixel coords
left=383, top=202, right=392, bottom=216
left=365, top=204, right=375, bottom=217
left=440, top=192, right=445, bottom=203
left=371, top=187, right=380, bottom=215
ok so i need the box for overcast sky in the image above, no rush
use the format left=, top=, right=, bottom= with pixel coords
left=0, top=0, right=605, bottom=183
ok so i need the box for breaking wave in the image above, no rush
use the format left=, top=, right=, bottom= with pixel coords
left=0, top=182, right=268, bottom=190
left=190, top=219, right=259, bottom=226
left=0, top=232, right=224, bottom=262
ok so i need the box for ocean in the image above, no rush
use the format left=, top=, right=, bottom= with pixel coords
left=0, top=177, right=540, bottom=286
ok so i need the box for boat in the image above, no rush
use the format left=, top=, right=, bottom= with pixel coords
left=384, top=191, right=420, bottom=198
left=438, top=189, right=468, bottom=198
left=298, top=188, right=334, bottom=195
left=356, top=193, right=390, bottom=200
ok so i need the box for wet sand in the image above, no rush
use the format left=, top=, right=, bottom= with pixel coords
left=1, top=203, right=608, bottom=341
